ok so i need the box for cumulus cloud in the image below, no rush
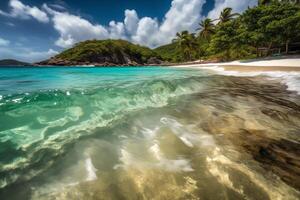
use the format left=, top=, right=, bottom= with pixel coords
left=108, top=21, right=126, bottom=39
left=0, top=38, right=10, bottom=46
left=43, top=0, right=206, bottom=48
left=43, top=4, right=109, bottom=48
left=132, top=17, right=160, bottom=47
left=208, top=0, right=258, bottom=20
left=132, top=0, right=206, bottom=47
left=0, top=0, right=49, bottom=23
left=124, top=9, right=139, bottom=35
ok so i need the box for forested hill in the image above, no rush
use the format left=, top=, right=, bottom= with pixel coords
left=38, top=40, right=163, bottom=66
left=0, top=59, right=30, bottom=66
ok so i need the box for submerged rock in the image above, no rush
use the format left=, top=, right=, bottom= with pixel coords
left=242, top=133, right=300, bottom=190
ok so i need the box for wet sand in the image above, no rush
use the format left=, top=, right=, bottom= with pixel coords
left=198, top=76, right=300, bottom=191
left=222, top=66, right=300, bottom=72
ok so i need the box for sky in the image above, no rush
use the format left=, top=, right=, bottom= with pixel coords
left=0, top=0, right=258, bottom=62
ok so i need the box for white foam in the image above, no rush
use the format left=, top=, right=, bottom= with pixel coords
left=156, top=158, right=194, bottom=172
left=160, top=117, right=216, bottom=149
left=207, top=66, right=300, bottom=95
left=118, top=144, right=194, bottom=172
left=141, top=127, right=159, bottom=140
left=149, top=143, right=162, bottom=160
left=12, top=98, right=22, bottom=103
left=85, top=157, right=97, bottom=181
left=179, top=136, right=194, bottom=147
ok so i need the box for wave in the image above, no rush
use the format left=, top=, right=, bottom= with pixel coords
left=0, top=76, right=207, bottom=189
left=205, top=66, right=300, bottom=95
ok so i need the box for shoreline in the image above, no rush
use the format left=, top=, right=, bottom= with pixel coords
left=171, top=57, right=300, bottom=70
left=171, top=57, right=300, bottom=96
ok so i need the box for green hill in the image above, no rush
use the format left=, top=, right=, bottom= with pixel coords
left=38, top=40, right=163, bottom=66
left=0, top=59, right=30, bottom=66
left=154, top=42, right=181, bottom=62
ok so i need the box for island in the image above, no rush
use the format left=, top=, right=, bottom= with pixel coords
left=0, top=59, right=30, bottom=66
left=37, top=40, right=163, bottom=66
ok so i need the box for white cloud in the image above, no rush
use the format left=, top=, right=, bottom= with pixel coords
left=43, top=4, right=109, bottom=48
left=124, top=9, right=139, bottom=35
left=132, top=0, right=206, bottom=47
left=0, top=38, right=10, bottom=46
left=43, top=0, right=206, bottom=48
left=208, top=0, right=258, bottom=20
left=109, top=21, right=126, bottom=40
left=132, top=17, right=160, bottom=47
left=0, top=0, right=49, bottom=23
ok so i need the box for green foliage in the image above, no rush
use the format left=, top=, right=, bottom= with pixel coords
left=56, top=39, right=159, bottom=63
left=218, top=7, right=240, bottom=24
left=241, top=3, right=300, bottom=54
left=172, top=31, right=199, bottom=61
left=259, top=0, right=300, bottom=5
left=154, top=43, right=182, bottom=62
left=209, top=21, right=238, bottom=58
left=196, top=18, right=215, bottom=40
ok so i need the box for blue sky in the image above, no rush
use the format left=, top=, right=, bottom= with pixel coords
left=0, top=0, right=257, bottom=62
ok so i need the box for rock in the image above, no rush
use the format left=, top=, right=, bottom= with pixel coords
left=147, top=57, right=163, bottom=65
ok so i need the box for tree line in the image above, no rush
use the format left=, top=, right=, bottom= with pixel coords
left=171, top=0, right=300, bottom=62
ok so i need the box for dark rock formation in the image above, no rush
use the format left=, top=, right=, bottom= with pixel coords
left=147, top=57, right=163, bottom=65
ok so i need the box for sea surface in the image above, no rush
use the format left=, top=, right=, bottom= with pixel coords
left=0, top=66, right=299, bottom=200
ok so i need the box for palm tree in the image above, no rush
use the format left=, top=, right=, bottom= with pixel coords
left=218, top=7, right=239, bottom=24
left=196, top=18, right=215, bottom=40
left=173, top=31, right=197, bottom=61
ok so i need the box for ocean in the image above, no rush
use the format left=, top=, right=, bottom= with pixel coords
left=0, top=66, right=299, bottom=199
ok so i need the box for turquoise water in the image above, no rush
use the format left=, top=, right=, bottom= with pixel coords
left=0, top=66, right=299, bottom=199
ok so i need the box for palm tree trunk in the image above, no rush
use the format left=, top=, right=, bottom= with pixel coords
left=267, top=42, right=273, bottom=56
left=285, top=40, right=289, bottom=54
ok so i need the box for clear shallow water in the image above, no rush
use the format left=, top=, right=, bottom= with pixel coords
left=0, top=66, right=299, bottom=200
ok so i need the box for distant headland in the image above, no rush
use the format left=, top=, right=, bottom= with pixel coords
left=0, top=59, right=30, bottom=66
left=36, top=40, right=164, bottom=66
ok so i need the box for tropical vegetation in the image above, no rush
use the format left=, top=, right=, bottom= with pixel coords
left=53, top=39, right=159, bottom=65
left=157, top=0, right=300, bottom=62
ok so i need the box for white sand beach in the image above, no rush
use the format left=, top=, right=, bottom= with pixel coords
left=174, top=57, right=300, bottom=69
left=173, top=57, right=300, bottom=96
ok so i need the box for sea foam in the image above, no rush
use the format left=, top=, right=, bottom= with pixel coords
left=207, top=66, right=300, bottom=95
